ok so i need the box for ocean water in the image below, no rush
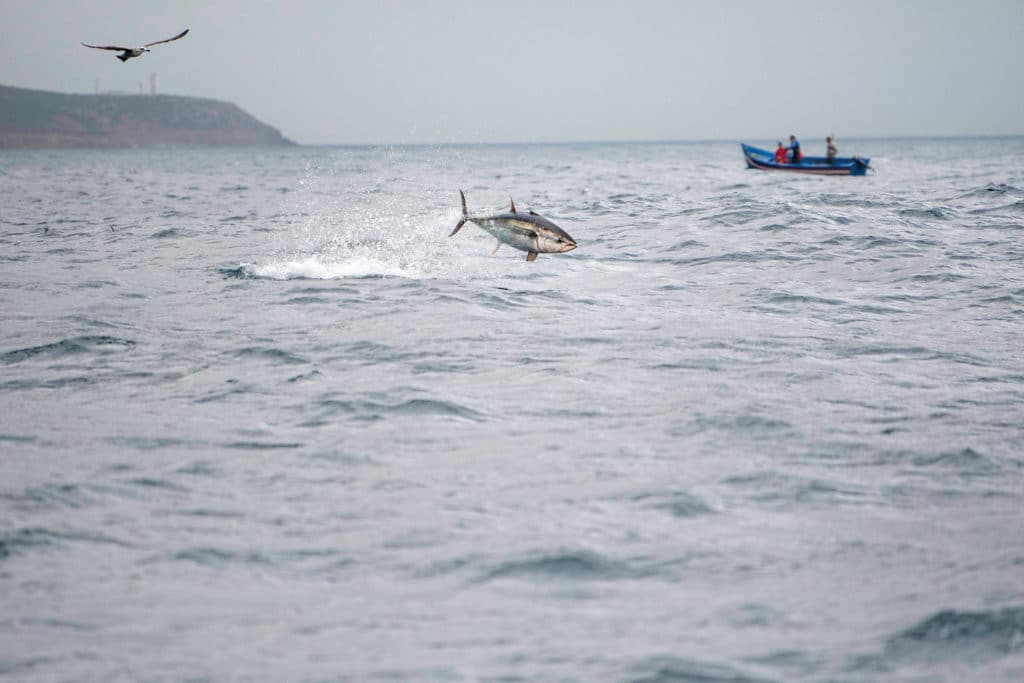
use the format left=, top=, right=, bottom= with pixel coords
left=1, top=138, right=1023, bottom=682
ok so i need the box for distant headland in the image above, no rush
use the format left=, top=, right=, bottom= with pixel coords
left=0, top=84, right=294, bottom=149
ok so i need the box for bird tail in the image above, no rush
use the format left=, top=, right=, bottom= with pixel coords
left=449, top=189, right=469, bottom=237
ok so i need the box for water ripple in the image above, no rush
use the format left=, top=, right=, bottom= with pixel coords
left=1, top=336, right=136, bottom=364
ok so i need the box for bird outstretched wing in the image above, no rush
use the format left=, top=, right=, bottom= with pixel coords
left=144, top=28, right=189, bottom=47
left=81, top=43, right=131, bottom=51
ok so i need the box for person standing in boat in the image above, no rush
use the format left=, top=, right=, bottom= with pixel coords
left=826, top=136, right=838, bottom=164
left=788, top=135, right=802, bottom=163
left=774, top=142, right=788, bottom=163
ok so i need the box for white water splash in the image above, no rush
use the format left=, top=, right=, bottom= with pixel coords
left=249, top=255, right=425, bottom=280
left=247, top=151, right=503, bottom=280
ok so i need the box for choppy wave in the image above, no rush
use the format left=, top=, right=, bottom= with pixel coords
left=847, top=607, right=1024, bottom=677
left=0, top=527, right=132, bottom=562
left=2, top=140, right=1023, bottom=683
left=626, top=657, right=779, bottom=683
left=892, top=607, right=1024, bottom=655
left=300, top=395, right=484, bottom=426
left=626, top=490, right=715, bottom=518
left=2, top=335, right=136, bottom=364
left=477, top=549, right=636, bottom=583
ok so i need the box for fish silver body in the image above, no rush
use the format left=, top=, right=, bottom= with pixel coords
left=450, top=190, right=577, bottom=262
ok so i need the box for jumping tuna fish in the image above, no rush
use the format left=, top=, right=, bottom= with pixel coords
left=450, top=190, right=577, bottom=262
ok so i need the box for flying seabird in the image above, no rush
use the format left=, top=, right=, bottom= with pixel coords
left=82, top=28, right=189, bottom=62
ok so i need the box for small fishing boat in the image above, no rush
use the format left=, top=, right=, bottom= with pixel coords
left=741, top=143, right=871, bottom=176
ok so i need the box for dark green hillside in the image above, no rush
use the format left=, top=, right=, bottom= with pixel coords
left=0, top=84, right=295, bottom=148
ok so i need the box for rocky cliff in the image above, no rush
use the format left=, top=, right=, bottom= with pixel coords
left=0, top=84, right=294, bottom=148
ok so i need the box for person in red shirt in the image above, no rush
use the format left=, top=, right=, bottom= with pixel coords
left=774, top=142, right=787, bottom=163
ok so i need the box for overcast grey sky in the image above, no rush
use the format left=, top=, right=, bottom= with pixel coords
left=2, top=0, right=1022, bottom=144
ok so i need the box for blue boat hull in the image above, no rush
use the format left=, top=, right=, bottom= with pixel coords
left=741, top=143, right=870, bottom=176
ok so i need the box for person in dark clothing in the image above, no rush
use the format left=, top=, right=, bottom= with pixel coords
left=788, top=135, right=802, bottom=163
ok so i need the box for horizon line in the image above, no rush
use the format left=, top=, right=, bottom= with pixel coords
left=294, top=133, right=1024, bottom=148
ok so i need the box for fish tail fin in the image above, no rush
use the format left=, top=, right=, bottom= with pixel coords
left=449, top=189, right=469, bottom=237
left=449, top=218, right=467, bottom=237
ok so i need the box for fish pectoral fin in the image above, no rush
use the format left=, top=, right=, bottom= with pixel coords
left=492, top=240, right=502, bottom=254
left=526, top=251, right=538, bottom=262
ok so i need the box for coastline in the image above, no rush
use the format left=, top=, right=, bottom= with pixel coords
left=0, top=83, right=294, bottom=149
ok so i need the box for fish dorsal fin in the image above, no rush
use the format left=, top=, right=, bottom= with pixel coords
left=509, top=197, right=517, bottom=213
left=529, top=210, right=539, bottom=216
